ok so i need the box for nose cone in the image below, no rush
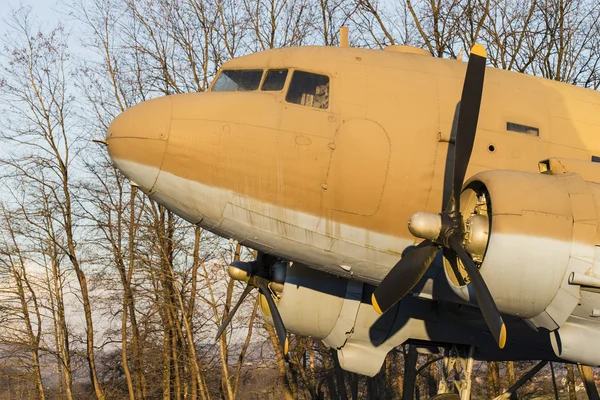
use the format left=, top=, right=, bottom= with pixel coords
left=107, top=96, right=172, bottom=192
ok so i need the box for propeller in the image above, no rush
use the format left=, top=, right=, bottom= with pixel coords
left=215, top=260, right=289, bottom=355
left=372, top=44, right=507, bottom=349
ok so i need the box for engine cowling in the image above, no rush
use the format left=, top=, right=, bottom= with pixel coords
left=275, top=262, right=403, bottom=376
left=445, top=167, right=599, bottom=330
left=276, top=263, right=348, bottom=339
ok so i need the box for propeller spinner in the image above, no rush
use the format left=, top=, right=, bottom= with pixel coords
left=371, top=45, right=506, bottom=349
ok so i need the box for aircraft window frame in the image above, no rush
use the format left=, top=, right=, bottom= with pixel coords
left=211, top=69, right=264, bottom=92
left=285, top=70, right=330, bottom=110
left=506, top=122, right=539, bottom=137
left=592, top=156, right=600, bottom=163
left=261, top=69, right=289, bottom=91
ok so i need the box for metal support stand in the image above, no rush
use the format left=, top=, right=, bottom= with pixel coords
left=578, top=364, right=600, bottom=400
left=493, top=361, right=547, bottom=400
left=402, top=345, right=419, bottom=400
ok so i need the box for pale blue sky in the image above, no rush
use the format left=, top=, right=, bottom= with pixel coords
left=1, top=0, right=63, bottom=31
left=0, top=0, right=92, bottom=61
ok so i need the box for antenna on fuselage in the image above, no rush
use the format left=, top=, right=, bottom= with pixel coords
left=340, top=26, right=349, bottom=47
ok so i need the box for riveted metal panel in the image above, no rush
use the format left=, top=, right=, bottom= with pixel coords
left=322, top=119, right=390, bottom=215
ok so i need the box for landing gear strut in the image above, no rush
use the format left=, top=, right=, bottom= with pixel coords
left=435, top=345, right=475, bottom=400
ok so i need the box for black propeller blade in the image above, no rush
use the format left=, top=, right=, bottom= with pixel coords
left=372, top=240, right=439, bottom=314
left=448, top=235, right=506, bottom=348
left=215, top=284, right=253, bottom=341
left=215, top=275, right=289, bottom=355
left=256, top=277, right=289, bottom=355
left=372, top=45, right=507, bottom=349
left=451, top=44, right=487, bottom=213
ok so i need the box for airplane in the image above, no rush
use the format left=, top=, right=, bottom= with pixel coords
left=105, top=37, right=600, bottom=398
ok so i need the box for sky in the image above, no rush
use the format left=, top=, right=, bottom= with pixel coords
left=1, top=0, right=64, bottom=33
left=1, top=0, right=57, bottom=17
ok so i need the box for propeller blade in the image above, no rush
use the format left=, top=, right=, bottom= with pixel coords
left=215, top=284, right=254, bottom=340
left=372, top=240, right=439, bottom=315
left=256, top=277, right=289, bottom=355
left=451, top=44, right=487, bottom=212
left=448, top=234, right=506, bottom=349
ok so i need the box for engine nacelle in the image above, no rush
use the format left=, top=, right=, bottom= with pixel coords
left=276, top=262, right=404, bottom=376
left=273, top=261, right=565, bottom=375
left=445, top=165, right=600, bottom=330
left=276, top=263, right=348, bottom=339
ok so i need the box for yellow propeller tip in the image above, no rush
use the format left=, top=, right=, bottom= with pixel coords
left=284, top=337, right=289, bottom=355
left=372, top=293, right=383, bottom=315
left=471, top=44, right=486, bottom=58
left=499, top=324, right=507, bottom=349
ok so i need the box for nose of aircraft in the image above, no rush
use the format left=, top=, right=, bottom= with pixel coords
left=106, top=96, right=172, bottom=192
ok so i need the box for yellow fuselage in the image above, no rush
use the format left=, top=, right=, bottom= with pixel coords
left=107, top=46, right=600, bottom=283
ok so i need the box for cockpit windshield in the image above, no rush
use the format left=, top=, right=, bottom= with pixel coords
left=212, top=70, right=263, bottom=92
left=262, top=69, right=288, bottom=91
left=286, top=71, right=329, bottom=109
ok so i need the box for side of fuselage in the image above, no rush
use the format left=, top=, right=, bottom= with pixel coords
left=107, top=46, right=600, bottom=285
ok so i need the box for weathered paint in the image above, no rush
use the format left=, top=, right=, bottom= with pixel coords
left=108, top=46, right=600, bottom=283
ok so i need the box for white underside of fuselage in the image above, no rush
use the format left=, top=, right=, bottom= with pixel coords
left=115, top=158, right=414, bottom=283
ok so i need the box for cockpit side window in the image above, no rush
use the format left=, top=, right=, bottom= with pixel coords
left=212, top=70, right=263, bottom=92
left=286, top=71, right=329, bottom=109
left=261, top=69, right=288, bottom=91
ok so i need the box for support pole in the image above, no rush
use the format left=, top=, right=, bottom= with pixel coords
left=402, top=345, right=418, bottom=400
left=578, top=364, right=600, bottom=400
left=416, top=356, right=444, bottom=376
left=493, top=361, right=547, bottom=400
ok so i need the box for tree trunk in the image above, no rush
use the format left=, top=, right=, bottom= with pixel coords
left=125, top=186, right=146, bottom=399
left=2, top=215, right=47, bottom=400
left=427, top=354, right=438, bottom=397
left=121, top=290, right=135, bottom=400
left=266, top=323, right=295, bottom=399
left=332, top=350, right=349, bottom=400
left=487, top=361, right=500, bottom=398
left=567, top=363, right=577, bottom=400
left=507, top=361, right=515, bottom=386
left=578, top=364, right=600, bottom=400
left=395, top=350, right=404, bottom=397
left=162, top=320, right=172, bottom=400
left=53, top=261, right=74, bottom=400
left=46, top=231, right=74, bottom=400
left=550, top=362, right=559, bottom=400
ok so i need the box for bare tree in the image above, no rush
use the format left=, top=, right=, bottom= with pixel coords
left=0, top=205, right=46, bottom=400
left=0, top=9, right=105, bottom=399
left=0, top=1, right=599, bottom=398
